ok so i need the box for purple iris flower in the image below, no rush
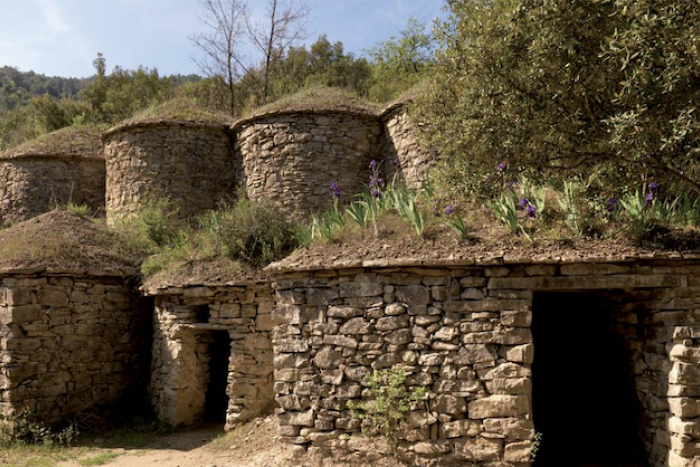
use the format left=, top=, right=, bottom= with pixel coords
left=527, top=204, right=537, bottom=218
left=519, top=198, right=530, bottom=209
left=645, top=192, right=653, bottom=206
left=330, top=182, right=341, bottom=199
left=496, top=162, right=507, bottom=172
left=649, top=182, right=660, bottom=193
left=606, top=198, right=618, bottom=213
left=369, top=160, right=377, bottom=170
left=371, top=189, right=382, bottom=199
left=444, top=205, right=454, bottom=215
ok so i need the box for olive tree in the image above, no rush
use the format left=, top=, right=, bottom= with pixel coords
left=419, top=0, right=700, bottom=199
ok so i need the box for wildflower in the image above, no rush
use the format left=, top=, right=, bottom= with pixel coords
left=527, top=204, right=537, bottom=218
left=496, top=162, right=507, bottom=172
left=645, top=192, right=653, bottom=206
left=519, top=198, right=530, bottom=210
left=606, top=198, right=618, bottom=213
left=649, top=182, right=660, bottom=193
left=369, top=159, right=384, bottom=198
left=444, top=205, right=454, bottom=215
left=329, top=182, right=341, bottom=200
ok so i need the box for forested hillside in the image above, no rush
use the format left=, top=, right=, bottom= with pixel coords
left=0, top=17, right=433, bottom=153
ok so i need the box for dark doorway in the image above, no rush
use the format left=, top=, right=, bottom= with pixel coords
left=531, top=292, right=645, bottom=467
left=203, top=331, right=231, bottom=423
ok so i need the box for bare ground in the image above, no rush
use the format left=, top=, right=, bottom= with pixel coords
left=54, top=417, right=295, bottom=467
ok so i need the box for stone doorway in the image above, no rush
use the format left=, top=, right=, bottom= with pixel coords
left=531, top=292, right=646, bottom=467
left=203, top=330, right=231, bottom=423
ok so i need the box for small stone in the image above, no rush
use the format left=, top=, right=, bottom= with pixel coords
left=385, top=303, right=407, bottom=315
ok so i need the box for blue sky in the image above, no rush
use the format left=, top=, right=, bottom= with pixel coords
left=0, top=0, right=447, bottom=78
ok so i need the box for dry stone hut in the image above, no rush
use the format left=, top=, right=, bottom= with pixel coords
left=142, top=267, right=276, bottom=429
left=102, top=105, right=236, bottom=225
left=0, top=126, right=105, bottom=226
left=0, top=212, right=151, bottom=426
left=233, top=105, right=383, bottom=218
left=266, top=247, right=700, bottom=467
left=380, top=100, right=437, bottom=190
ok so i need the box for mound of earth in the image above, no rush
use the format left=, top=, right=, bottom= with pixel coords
left=1, top=125, right=103, bottom=159
left=0, top=210, right=148, bottom=273
left=143, top=257, right=268, bottom=290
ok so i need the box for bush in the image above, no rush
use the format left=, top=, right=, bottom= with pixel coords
left=348, top=365, right=427, bottom=445
left=66, top=203, right=90, bottom=219
left=0, top=411, right=78, bottom=447
left=142, top=197, right=300, bottom=275
left=418, top=0, right=700, bottom=201
left=210, top=198, right=299, bottom=267
left=115, top=198, right=177, bottom=248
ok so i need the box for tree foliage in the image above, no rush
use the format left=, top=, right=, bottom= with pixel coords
left=365, top=18, right=434, bottom=102
left=419, top=0, right=700, bottom=199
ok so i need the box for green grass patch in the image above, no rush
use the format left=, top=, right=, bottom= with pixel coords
left=78, top=452, right=119, bottom=466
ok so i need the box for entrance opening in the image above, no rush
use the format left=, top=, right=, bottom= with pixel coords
left=531, top=292, right=645, bottom=467
left=203, top=330, right=231, bottom=423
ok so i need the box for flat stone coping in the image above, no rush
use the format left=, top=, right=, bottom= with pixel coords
left=141, top=280, right=271, bottom=297
left=0, top=266, right=138, bottom=277
left=265, top=251, right=700, bottom=274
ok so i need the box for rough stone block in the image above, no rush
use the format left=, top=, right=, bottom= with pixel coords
left=454, top=437, right=502, bottom=461
left=468, top=395, right=530, bottom=419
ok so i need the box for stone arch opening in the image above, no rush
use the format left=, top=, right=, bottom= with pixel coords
left=531, top=291, right=647, bottom=466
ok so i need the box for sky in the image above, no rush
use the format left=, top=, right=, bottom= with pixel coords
left=0, top=0, right=447, bottom=78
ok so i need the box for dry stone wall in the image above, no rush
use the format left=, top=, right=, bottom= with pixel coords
left=0, top=156, right=105, bottom=226
left=146, top=282, right=275, bottom=429
left=234, top=111, right=382, bottom=218
left=0, top=269, right=150, bottom=425
left=269, top=259, right=700, bottom=467
left=103, top=122, right=236, bottom=224
left=381, top=105, right=437, bottom=190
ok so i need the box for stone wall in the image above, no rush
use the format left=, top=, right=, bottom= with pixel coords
left=102, top=122, right=236, bottom=224
left=0, top=155, right=105, bottom=226
left=234, top=111, right=382, bottom=217
left=145, top=282, right=275, bottom=429
left=0, top=269, right=150, bottom=425
left=269, top=259, right=700, bottom=467
left=381, top=105, right=437, bottom=190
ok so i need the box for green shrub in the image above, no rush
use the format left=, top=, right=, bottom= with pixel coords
left=211, top=198, right=299, bottom=267
left=142, top=197, right=300, bottom=275
left=116, top=198, right=177, bottom=248
left=0, top=411, right=78, bottom=447
left=348, top=365, right=427, bottom=445
left=66, top=203, right=90, bottom=219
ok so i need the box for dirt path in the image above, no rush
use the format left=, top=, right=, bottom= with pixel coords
left=57, top=417, right=296, bottom=467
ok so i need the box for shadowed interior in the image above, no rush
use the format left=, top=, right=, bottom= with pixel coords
left=531, top=291, right=646, bottom=467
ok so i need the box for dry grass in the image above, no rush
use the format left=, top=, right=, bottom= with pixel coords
left=1, top=125, right=105, bottom=159
left=243, top=86, right=382, bottom=118
left=119, top=97, right=234, bottom=127
left=0, top=210, right=153, bottom=272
